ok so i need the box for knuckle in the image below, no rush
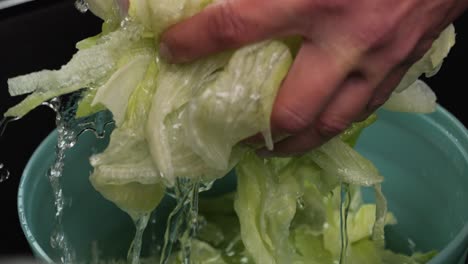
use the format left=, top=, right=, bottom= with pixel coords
left=315, top=115, right=350, bottom=138
left=357, top=21, right=418, bottom=68
left=403, top=39, right=434, bottom=66
left=381, top=31, right=438, bottom=69
left=355, top=18, right=398, bottom=52
left=209, top=2, right=248, bottom=46
left=272, top=105, right=311, bottom=134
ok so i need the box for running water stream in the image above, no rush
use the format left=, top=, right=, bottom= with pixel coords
left=160, top=179, right=201, bottom=264
left=0, top=116, right=20, bottom=183
left=42, top=91, right=113, bottom=263
left=339, top=183, right=351, bottom=264
left=128, top=213, right=151, bottom=264
left=2, top=90, right=206, bottom=264
left=0, top=163, right=9, bottom=183
left=74, top=0, right=89, bottom=13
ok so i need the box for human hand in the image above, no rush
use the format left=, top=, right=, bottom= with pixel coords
left=159, top=0, right=468, bottom=156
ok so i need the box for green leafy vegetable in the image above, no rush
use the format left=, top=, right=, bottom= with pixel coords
left=3, top=0, right=455, bottom=262
left=383, top=80, right=437, bottom=113
left=5, top=23, right=147, bottom=117
left=184, top=41, right=292, bottom=170
left=235, top=152, right=299, bottom=263
left=394, top=24, right=455, bottom=92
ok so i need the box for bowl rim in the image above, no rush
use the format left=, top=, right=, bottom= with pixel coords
left=17, top=105, right=468, bottom=263
left=423, top=106, right=468, bottom=264
left=17, top=128, right=57, bottom=263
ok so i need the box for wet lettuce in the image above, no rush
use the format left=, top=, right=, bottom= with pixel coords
left=3, top=0, right=455, bottom=262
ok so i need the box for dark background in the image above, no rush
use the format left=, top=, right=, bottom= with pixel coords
left=0, top=0, right=467, bottom=261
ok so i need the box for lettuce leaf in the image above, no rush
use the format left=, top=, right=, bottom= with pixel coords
left=145, top=52, right=230, bottom=185
left=89, top=60, right=166, bottom=217
left=5, top=23, right=147, bottom=117
left=383, top=80, right=437, bottom=113
left=394, top=24, right=455, bottom=92
left=3, top=1, right=450, bottom=262
left=234, top=152, right=299, bottom=263
left=184, top=41, right=292, bottom=170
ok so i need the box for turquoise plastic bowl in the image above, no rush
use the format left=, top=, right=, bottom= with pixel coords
left=18, top=106, right=468, bottom=263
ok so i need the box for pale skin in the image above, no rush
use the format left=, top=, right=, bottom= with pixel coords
left=158, top=0, right=468, bottom=157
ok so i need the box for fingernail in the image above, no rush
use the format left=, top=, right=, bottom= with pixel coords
left=159, top=42, right=173, bottom=62
left=256, top=149, right=275, bottom=158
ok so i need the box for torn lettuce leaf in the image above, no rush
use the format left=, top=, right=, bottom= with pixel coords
left=5, top=22, right=147, bottom=117
left=234, top=152, right=299, bottom=264
left=382, top=24, right=455, bottom=114
left=306, top=137, right=384, bottom=187
left=184, top=41, right=293, bottom=170
left=89, top=60, right=166, bottom=216
left=2, top=1, right=451, bottom=262
left=177, top=239, right=227, bottom=264
left=146, top=0, right=212, bottom=36
left=4, top=0, right=456, bottom=190
left=383, top=80, right=437, bottom=113
left=145, top=51, right=231, bottom=185
left=394, top=24, right=455, bottom=92
left=86, top=0, right=119, bottom=21
left=194, top=156, right=431, bottom=264
left=92, top=52, right=152, bottom=126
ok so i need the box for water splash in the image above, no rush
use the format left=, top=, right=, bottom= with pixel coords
left=0, top=116, right=20, bottom=183
left=160, top=179, right=200, bottom=264
left=198, top=180, right=214, bottom=193
left=74, top=0, right=89, bottom=13
left=42, top=91, right=113, bottom=263
left=128, top=213, right=151, bottom=264
left=339, top=183, right=351, bottom=264
left=44, top=95, right=79, bottom=263
left=0, top=163, right=10, bottom=183
left=296, top=196, right=305, bottom=210
left=0, top=116, right=19, bottom=137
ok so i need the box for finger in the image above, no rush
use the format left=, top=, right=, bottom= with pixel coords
left=267, top=62, right=412, bottom=156
left=160, top=0, right=301, bottom=63
left=265, top=75, right=375, bottom=156
left=354, top=66, right=409, bottom=122
left=270, top=41, right=353, bottom=137
left=365, top=63, right=412, bottom=115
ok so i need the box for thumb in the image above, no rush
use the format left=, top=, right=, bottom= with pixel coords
left=160, top=0, right=299, bottom=63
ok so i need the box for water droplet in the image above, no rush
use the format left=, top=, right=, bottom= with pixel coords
left=198, top=180, right=214, bottom=193
left=240, top=256, right=250, bottom=263
left=74, top=0, right=89, bottom=13
left=0, top=116, right=20, bottom=137
left=408, top=238, right=416, bottom=253
left=41, top=97, right=60, bottom=112
left=296, top=196, right=305, bottom=210
left=0, top=163, right=10, bottom=183
left=50, top=230, right=65, bottom=249
left=0, top=117, right=8, bottom=137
